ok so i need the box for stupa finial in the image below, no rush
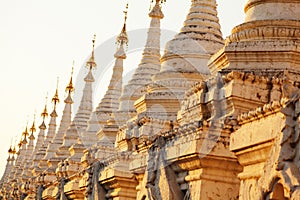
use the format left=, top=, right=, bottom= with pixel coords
left=52, top=77, right=60, bottom=108
left=17, top=137, right=22, bottom=149
left=22, top=123, right=29, bottom=144
left=30, top=114, right=36, bottom=135
left=86, top=34, right=97, bottom=70
left=38, top=95, right=48, bottom=130
left=117, top=3, right=129, bottom=46
left=12, top=145, right=16, bottom=155
left=41, top=95, right=48, bottom=120
left=66, top=61, right=75, bottom=94
left=8, top=140, right=13, bottom=154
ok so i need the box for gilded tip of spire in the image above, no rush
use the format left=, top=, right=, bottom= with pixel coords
left=86, top=34, right=97, bottom=69
left=122, top=4, right=128, bottom=30
left=21, top=124, right=29, bottom=144
left=93, top=34, right=96, bottom=45
left=41, top=94, right=48, bottom=122
left=124, top=3, right=128, bottom=21
left=30, top=116, right=36, bottom=133
left=117, top=4, right=129, bottom=47
left=18, top=140, right=22, bottom=148
left=66, top=61, right=75, bottom=93
left=22, top=125, right=29, bottom=137
left=12, top=146, right=16, bottom=154
left=41, top=104, right=48, bottom=118
left=8, top=145, right=13, bottom=154
left=8, top=139, right=13, bottom=154
left=52, top=78, right=60, bottom=107
left=17, top=134, right=23, bottom=148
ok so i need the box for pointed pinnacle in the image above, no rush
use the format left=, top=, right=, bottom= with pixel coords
left=22, top=125, right=29, bottom=137
left=41, top=104, right=48, bottom=119
left=30, top=120, right=36, bottom=134
left=117, top=4, right=129, bottom=46
left=66, top=62, right=75, bottom=94
left=52, top=78, right=60, bottom=107
left=86, top=34, right=97, bottom=69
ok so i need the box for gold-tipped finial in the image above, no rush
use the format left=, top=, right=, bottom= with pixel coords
left=30, top=114, right=36, bottom=134
left=66, top=61, right=75, bottom=94
left=17, top=137, right=22, bottom=148
left=21, top=123, right=29, bottom=144
left=86, top=34, right=97, bottom=70
left=117, top=3, right=129, bottom=46
left=123, top=3, right=128, bottom=33
left=39, top=95, right=48, bottom=129
left=12, top=137, right=17, bottom=154
left=12, top=144, right=16, bottom=155
left=22, top=124, right=29, bottom=138
left=41, top=95, right=48, bottom=119
left=52, top=77, right=60, bottom=108
left=8, top=147, right=12, bottom=154
left=8, top=140, right=13, bottom=154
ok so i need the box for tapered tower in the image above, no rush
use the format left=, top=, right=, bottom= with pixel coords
left=85, top=5, right=129, bottom=148
left=38, top=84, right=59, bottom=172
left=56, top=36, right=97, bottom=162
left=116, top=0, right=164, bottom=125
left=31, top=99, right=48, bottom=176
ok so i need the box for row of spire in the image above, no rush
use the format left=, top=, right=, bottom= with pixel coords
left=1, top=0, right=300, bottom=198
left=1, top=0, right=197, bottom=179
left=0, top=0, right=228, bottom=198
left=0, top=2, right=131, bottom=196
left=5, top=0, right=131, bottom=160
left=5, top=0, right=161, bottom=160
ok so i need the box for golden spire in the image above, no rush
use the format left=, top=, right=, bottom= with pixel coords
left=8, top=144, right=13, bottom=154
left=86, top=34, right=97, bottom=70
left=22, top=124, right=29, bottom=144
left=117, top=3, right=129, bottom=46
left=41, top=96, right=48, bottom=119
left=22, top=124, right=29, bottom=138
left=30, top=114, right=36, bottom=135
left=52, top=78, right=60, bottom=108
left=8, top=138, right=13, bottom=153
left=17, top=138, right=22, bottom=149
left=12, top=145, right=16, bottom=155
left=7, top=145, right=12, bottom=161
left=39, top=95, right=48, bottom=130
left=66, top=61, right=75, bottom=94
left=11, top=137, right=17, bottom=155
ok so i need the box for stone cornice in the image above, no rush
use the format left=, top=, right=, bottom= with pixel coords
left=237, top=101, right=282, bottom=125
left=245, top=0, right=300, bottom=12
left=228, top=20, right=300, bottom=43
